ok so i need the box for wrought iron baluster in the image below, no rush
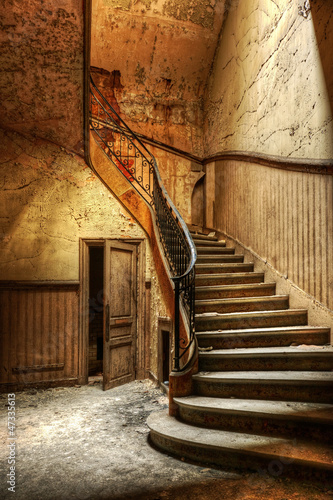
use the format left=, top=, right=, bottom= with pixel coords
left=89, top=76, right=197, bottom=372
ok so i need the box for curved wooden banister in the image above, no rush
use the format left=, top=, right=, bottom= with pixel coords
left=89, top=76, right=197, bottom=371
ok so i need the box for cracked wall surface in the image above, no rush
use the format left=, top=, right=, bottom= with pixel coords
left=91, top=0, right=226, bottom=157
left=0, top=127, right=168, bottom=378
left=204, top=0, right=333, bottom=159
left=0, top=0, right=84, bottom=154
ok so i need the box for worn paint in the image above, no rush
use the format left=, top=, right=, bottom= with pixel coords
left=204, top=0, right=333, bottom=159
left=212, top=158, right=333, bottom=313
left=91, top=0, right=226, bottom=156
left=0, top=0, right=84, bottom=153
left=162, top=0, right=216, bottom=29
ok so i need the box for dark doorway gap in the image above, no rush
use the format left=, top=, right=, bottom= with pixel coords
left=88, top=246, right=104, bottom=376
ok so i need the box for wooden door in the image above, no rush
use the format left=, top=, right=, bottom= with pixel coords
left=103, top=240, right=137, bottom=391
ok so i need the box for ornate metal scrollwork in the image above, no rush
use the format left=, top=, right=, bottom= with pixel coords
left=89, top=76, right=197, bottom=372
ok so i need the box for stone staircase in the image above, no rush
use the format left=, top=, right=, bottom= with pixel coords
left=148, top=231, right=333, bottom=481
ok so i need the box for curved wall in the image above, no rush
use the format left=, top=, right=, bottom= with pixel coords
left=204, top=0, right=333, bottom=160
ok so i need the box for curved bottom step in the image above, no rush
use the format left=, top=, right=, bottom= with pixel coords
left=147, top=410, right=333, bottom=482
left=173, top=396, right=333, bottom=440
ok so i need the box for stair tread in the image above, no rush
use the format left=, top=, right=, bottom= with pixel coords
left=197, top=254, right=244, bottom=260
left=195, top=283, right=274, bottom=291
left=196, top=272, right=263, bottom=278
left=148, top=411, right=333, bottom=467
left=196, top=309, right=307, bottom=319
left=196, top=325, right=330, bottom=335
left=173, top=396, right=333, bottom=423
left=196, top=295, right=289, bottom=305
left=193, top=371, right=333, bottom=382
left=192, top=234, right=218, bottom=241
left=196, top=262, right=253, bottom=268
left=199, top=345, right=333, bottom=355
left=196, top=246, right=235, bottom=252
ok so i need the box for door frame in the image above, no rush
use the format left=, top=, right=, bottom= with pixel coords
left=79, top=238, right=146, bottom=385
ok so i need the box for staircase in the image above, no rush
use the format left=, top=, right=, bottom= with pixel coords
left=148, top=231, right=333, bottom=481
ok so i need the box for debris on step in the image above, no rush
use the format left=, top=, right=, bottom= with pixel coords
left=296, top=344, right=327, bottom=349
left=198, top=346, right=214, bottom=351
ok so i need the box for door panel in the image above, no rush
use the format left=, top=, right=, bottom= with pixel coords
left=103, top=240, right=137, bottom=391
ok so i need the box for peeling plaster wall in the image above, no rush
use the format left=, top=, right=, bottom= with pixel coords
left=0, top=0, right=84, bottom=154
left=91, top=0, right=226, bottom=157
left=0, top=128, right=168, bottom=379
left=204, top=0, right=333, bottom=160
left=0, top=128, right=154, bottom=278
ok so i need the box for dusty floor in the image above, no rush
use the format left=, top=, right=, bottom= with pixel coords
left=0, top=379, right=332, bottom=500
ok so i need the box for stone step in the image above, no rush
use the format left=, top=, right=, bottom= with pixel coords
left=197, top=254, right=244, bottom=264
left=195, top=309, right=308, bottom=332
left=195, top=295, right=289, bottom=314
left=195, top=283, right=276, bottom=300
left=192, top=371, right=333, bottom=403
left=191, top=233, right=218, bottom=242
left=196, top=262, right=254, bottom=274
left=199, top=346, right=333, bottom=371
left=192, top=239, right=226, bottom=247
left=196, top=326, right=331, bottom=349
left=147, top=411, right=333, bottom=480
left=195, top=272, right=265, bottom=287
left=173, top=396, right=333, bottom=440
left=196, top=246, right=235, bottom=255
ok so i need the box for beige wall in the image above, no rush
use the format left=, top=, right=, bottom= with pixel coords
left=0, top=128, right=168, bottom=377
left=212, top=159, right=333, bottom=312
left=0, top=0, right=84, bottom=154
left=0, top=129, right=147, bottom=281
left=148, top=144, right=203, bottom=225
left=204, top=0, right=333, bottom=160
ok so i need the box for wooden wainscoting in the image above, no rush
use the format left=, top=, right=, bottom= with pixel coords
left=0, top=282, right=80, bottom=392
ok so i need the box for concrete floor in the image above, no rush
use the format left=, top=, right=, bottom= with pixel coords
left=0, top=379, right=332, bottom=500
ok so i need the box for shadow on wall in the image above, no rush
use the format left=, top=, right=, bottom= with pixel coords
left=311, top=0, right=333, bottom=116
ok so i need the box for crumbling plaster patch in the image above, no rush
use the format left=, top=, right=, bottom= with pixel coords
left=0, top=129, right=160, bottom=289
left=204, top=0, right=333, bottom=159
left=91, top=0, right=226, bottom=156
left=0, top=0, right=84, bottom=153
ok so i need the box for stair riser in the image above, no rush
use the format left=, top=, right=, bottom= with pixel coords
left=197, top=256, right=244, bottom=264
left=177, top=406, right=333, bottom=441
left=199, top=356, right=333, bottom=372
left=195, top=312, right=307, bottom=332
left=196, top=264, right=254, bottom=275
left=196, top=332, right=331, bottom=349
left=149, top=431, right=333, bottom=480
left=196, top=247, right=235, bottom=255
left=195, top=274, right=265, bottom=286
left=196, top=299, right=289, bottom=314
left=195, top=285, right=276, bottom=300
left=193, top=380, right=333, bottom=404
left=192, top=240, right=225, bottom=246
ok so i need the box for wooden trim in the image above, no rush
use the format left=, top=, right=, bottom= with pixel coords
left=0, top=378, right=79, bottom=394
left=158, top=317, right=173, bottom=385
left=0, top=281, right=80, bottom=289
left=84, top=0, right=92, bottom=163
left=204, top=151, right=333, bottom=175
left=79, top=237, right=146, bottom=385
left=12, top=364, right=65, bottom=374
left=78, top=239, right=90, bottom=384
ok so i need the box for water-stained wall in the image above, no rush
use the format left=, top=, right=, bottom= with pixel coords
left=0, top=0, right=84, bottom=154
left=91, top=0, right=226, bottom=157
left=204, top=0, right=333, bottom=160
left=0, top=128, right=168, bottom=386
